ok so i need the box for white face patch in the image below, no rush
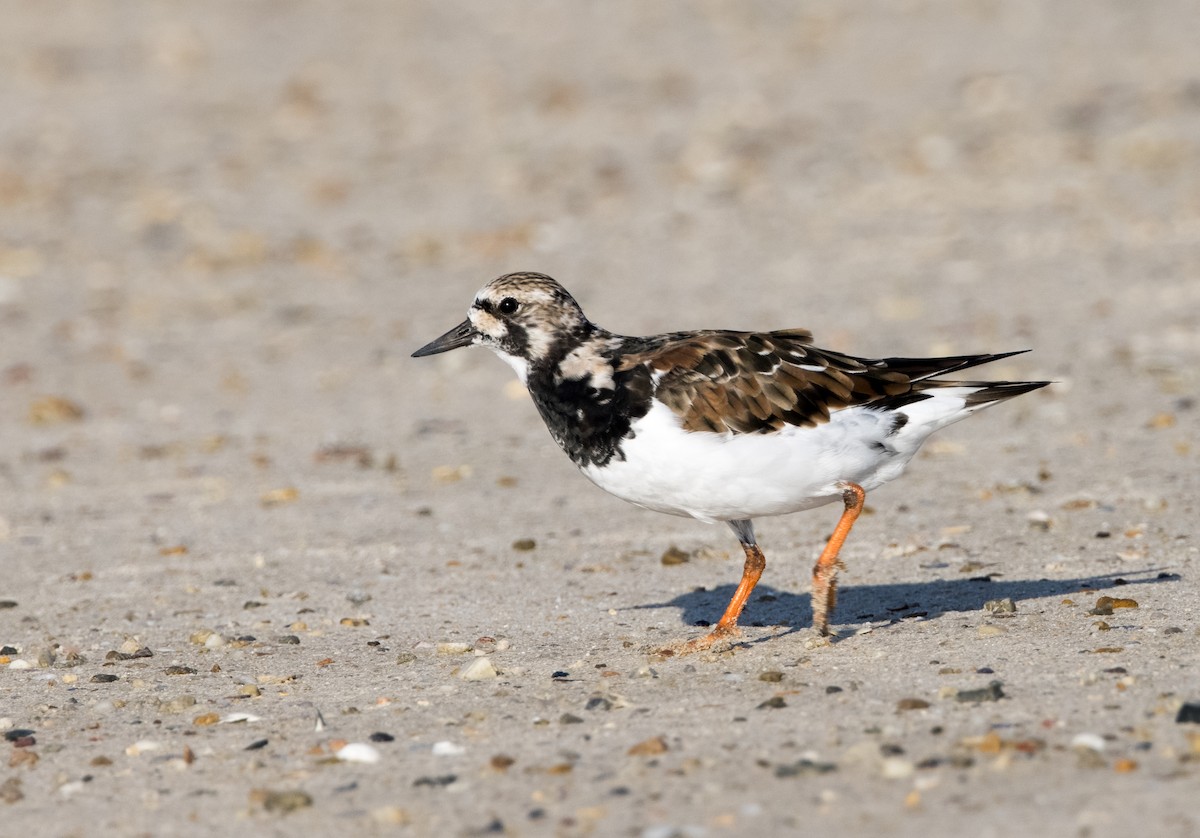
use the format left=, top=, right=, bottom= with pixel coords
left=495, top=351, right=530, bottom=383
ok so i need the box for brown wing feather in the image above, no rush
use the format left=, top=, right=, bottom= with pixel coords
left=617, top=330, right=914, bottom=434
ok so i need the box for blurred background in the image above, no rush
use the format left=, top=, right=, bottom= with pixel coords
left=1, top=1, right=1197, bottom=554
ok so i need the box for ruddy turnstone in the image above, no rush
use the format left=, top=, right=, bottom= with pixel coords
left=413, top=272, right=1048, bottom=653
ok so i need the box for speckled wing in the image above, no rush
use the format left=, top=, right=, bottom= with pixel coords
left=616, top=329, right=1007, bottom=435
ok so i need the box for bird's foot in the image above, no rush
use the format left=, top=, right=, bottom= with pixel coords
left=804, top=630, right=835, bottom=649
left=652, top=624, right=741, bottom=658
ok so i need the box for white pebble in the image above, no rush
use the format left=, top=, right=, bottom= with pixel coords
left=881, top=757, right=915, bottom=779
left=0, top=718, right=12, bottom=730
left=59, top=780, right=87, bottom=798
left=7, top=659, right=32, bottom=670
left=431, top=740, right=465, bottom=757
left=126, top=740, right=163, bottom=757
left=336, top=743, right=381, bottom=764
left=1071, top=732, right=1106, bottom=752
left=459, top=657, right=498, bottom=680
left=219, top=712, right=260, bottom=724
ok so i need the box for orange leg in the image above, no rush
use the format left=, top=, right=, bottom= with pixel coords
left=811, top=483, right=866, bottom=636
left=658, top=520, right=763, bottom=656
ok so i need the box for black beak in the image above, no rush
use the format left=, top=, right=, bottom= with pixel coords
left=411, top=319, right=479, bottom=357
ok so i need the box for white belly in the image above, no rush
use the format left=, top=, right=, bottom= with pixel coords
left=579, top=400, right=915, bottom=523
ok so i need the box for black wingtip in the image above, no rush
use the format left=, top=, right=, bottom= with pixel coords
left=876, top=349, right=1036, bottom=382
left=962, top=379, right=1053, bottom=405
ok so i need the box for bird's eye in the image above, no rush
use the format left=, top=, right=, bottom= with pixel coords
left=498, top=297, right=519, bottom=315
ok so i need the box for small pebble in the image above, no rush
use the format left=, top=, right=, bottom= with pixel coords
left=256, top=789, right=313, bottom=813
left=8, top=660, right=32, bottom=670
left=1071, top=732, right=1105, bottom=752
left=336, top=743, right=381, bottom=764
left=220, top=712, right=260, bottom=724
left=164, top=666, right=196, bottom=676
left=369, top=732, right=395, bottom=743
left=585, top=697, right=613, bottom=711
left=245, top=739, right=269, bottom=751
left=758, top=671, right=784, bottom=683
left=757, top=696, right=787, bottom=710
left=371, top=806, right=411, bottom=826
left=412, top=774, right=457, bottom=788
left=897, top=698, right=931, bottom=711
left=627, top=736, right=668, bottom=756
left=275, top=635, right=301, bottom=645
left=90, top=673, right=119, bottom=683
left=881, top=757, right=915, bottom=779
left=1027, top=510, right=1052, bottom=530
left=774, top=758, right=837, bottom=777
left=125, top=740, right=162, bottom=757
left=490, top=754, right=515, bottom=771
left=437, top=643, right=471, bottom=656
left=431, top=741, right=465, bottom=756
left=977, top=625, right=1007, bottom=637
left=459, top=657, right=498, bottom=680
left=1176, top=703, right=1200, bottom=724
left=660, top=546, right=690, bottom=565
left=560, top=714, right=584, bottom=725
left=956, top=681, right=1005, bottom=703
left=3, top=729, right=35, bottom=742
left=826, top=686, right=843, bottom=694
left=511, top=538, right=537, bottom=552
left=984, top=598, right=1017, bottom=614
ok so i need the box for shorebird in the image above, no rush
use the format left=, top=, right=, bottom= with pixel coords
left=413, top=272, right=1047, bottom=653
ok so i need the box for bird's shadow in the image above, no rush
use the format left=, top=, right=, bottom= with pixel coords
left=631, top=569, right=1179, bottom=639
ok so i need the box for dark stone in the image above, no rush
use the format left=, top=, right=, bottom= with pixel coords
left=585, top=697, right=612, bottom=711
left=757, top=696, right=787, bottom=710
left=774, top=759, right=837, bottom=777
left=413, top=774, right=457, bottom=788
left=3, top=729, right=34, bottom=742
left=245, top=739, right=269, bottom=750
left=369, top=732, right=395, bottom=743
left=1176, top=702, right=1200, bottom=724
left=956, top=681, right=1005, bottom=703
left=90, top=674, right=119, bottom=683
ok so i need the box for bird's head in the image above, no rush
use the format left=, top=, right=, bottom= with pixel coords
left=412, top=272, right=590, bottom=378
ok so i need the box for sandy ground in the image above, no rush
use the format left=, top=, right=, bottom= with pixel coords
left=2, top=2, right=1199, bottom=836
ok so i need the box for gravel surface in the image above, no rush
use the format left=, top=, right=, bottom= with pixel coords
left=2, top=2, right=1198, bottom=836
